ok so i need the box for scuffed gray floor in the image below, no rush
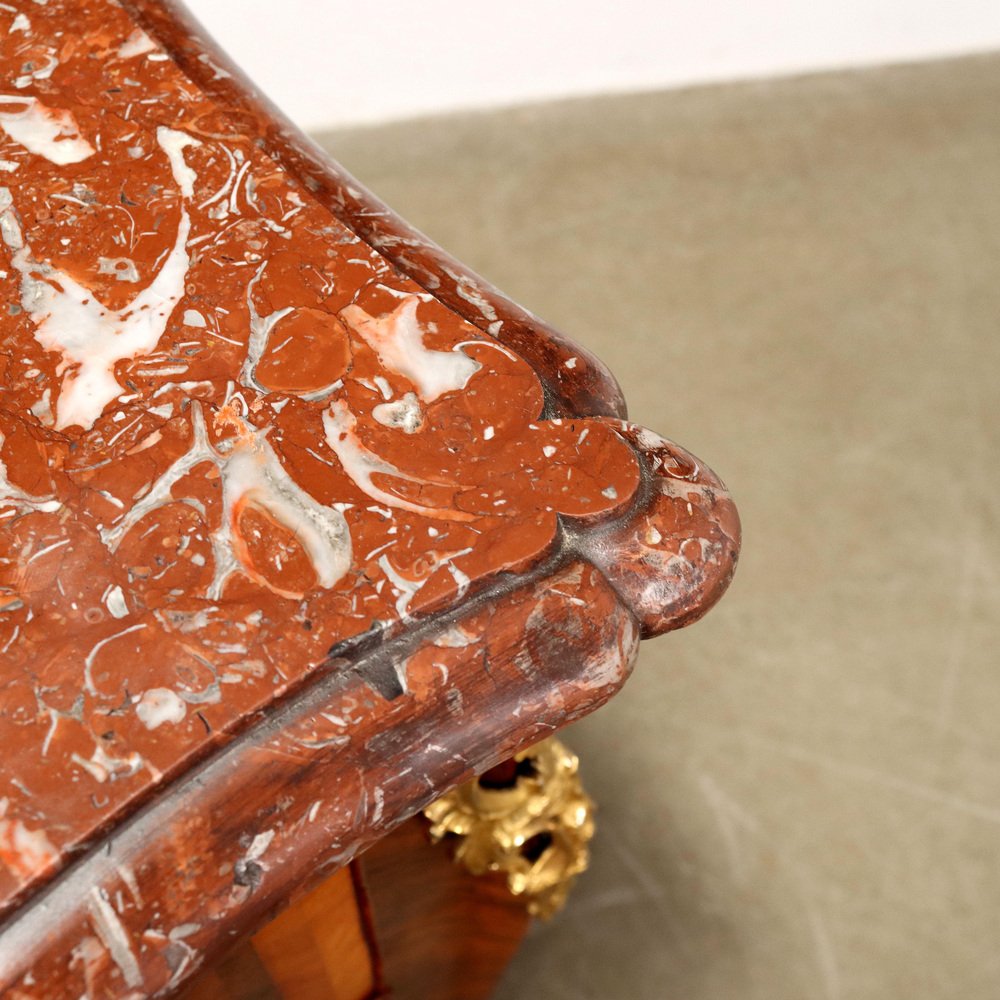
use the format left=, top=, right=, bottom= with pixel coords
left=313, top=53, right=1000, bottom=999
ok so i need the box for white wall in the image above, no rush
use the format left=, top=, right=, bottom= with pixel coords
left=188, top=0, right=1000, bottom=130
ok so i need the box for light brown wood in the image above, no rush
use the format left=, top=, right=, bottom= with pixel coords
left=251, top=867, right=377, bottom=1000
left=182, top=866, right=377, bottom=1000
left=180, top=941, right=279, bottom=1000
left=359, top=817, right=531, bottom=1000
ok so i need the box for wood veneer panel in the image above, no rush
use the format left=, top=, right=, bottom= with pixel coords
left=359, top=818, right=531, bottom=1000
left=251, top=866, right=376, bottom=1000
left=179, top=942, right=279, bottom=1000
left=179, top=864, right=377, bottom=1000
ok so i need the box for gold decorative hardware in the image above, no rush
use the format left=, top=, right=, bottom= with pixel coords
left=423, top=737, right=594, bottom=918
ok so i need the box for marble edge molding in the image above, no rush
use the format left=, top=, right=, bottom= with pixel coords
left=119, top=0, right=630, bottom=423
left=0, top=555, right=642, bottom=996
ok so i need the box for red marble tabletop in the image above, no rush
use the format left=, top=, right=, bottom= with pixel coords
left=0, top=1, right=739, bottom=995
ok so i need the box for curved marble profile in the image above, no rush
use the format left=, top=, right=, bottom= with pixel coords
left=577, top=421, right=740, bottom=638
left=0, top=1, right=739, bottom=996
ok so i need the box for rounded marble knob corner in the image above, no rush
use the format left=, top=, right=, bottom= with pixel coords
left=575, top=419, right=741, bottom=639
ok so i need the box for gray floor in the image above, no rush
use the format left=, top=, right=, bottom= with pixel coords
left=314, top=53, right=1000, bottom=1000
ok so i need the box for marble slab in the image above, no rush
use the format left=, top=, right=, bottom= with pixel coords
left=0, top=1, right=738, bottom=994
